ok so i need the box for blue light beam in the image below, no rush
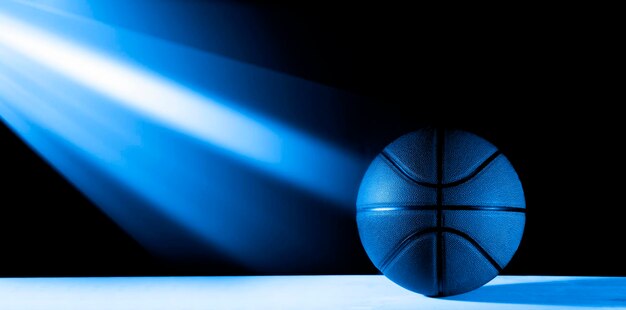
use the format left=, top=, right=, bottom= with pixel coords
left=0, top=7, right=368, bottom=272
left=0, top=13, right=365, bottom=206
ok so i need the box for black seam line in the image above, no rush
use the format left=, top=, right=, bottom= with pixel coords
left=441, top=151, right=502, bottom=188
left=378, top=227, right=503, bottom=274
left=380, top=151, right=438, bottom=188
left=436, top=128, right=444, bottom=296
left=379, top=228, right=437, bottom=272
left=380, top=150, right=504, bottom=189
left=447, top=228, right=503, bottom=273
left=358, top=205, right=526, bottom=213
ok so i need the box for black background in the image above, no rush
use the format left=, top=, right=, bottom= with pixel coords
left=1, top=2, right=622, bottom=276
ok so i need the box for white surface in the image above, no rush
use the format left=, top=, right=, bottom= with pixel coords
left=1, top=275, right=625, bottom=309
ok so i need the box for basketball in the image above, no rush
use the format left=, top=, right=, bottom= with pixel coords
left=356, top=128, right=526, bottom=296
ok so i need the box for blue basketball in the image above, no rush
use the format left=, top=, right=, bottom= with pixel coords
left=356, top=128, right=525, bottom=296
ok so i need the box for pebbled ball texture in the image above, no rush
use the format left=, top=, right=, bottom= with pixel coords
left=356, top=128, right=525, bottom=297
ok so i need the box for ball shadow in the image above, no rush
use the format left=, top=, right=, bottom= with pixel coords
left=444, top=277, right=626, bottom=308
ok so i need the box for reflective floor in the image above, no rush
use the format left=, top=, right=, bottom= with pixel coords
left=1, top=275, right=625, bottom=309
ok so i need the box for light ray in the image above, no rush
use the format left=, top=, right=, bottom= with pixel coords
left=0, top=7, right=366, bottom=271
